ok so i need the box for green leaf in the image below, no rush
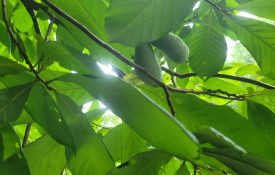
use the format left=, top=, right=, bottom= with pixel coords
left=0, top=83, right=32, bottom=124
left=226, top=15, right=275, bottom=79
left=108, top=150, right=172, bottom=175
left=172, top=94, right=275, bottom=160
left=194, top=126, right=246, bottom=153
left=189, top=10, right=227, bottom=76
left=203, top=148, right=275, bottom=175
left=0, top=124, right=30, bottom=175
left=26, top=83, right=75, bottom=148
left=0, top=56, right=26, bottom=76
left=105, top=0, right=195, bottom=46
left=0, top=21, right=10, bottom=49
left=59, top=75, right=200, bottom=160
left=103, top=124, right=148, bottom=163
left=24, top=135, right=66, bottom=175
left=247, top=100, right=275, bottom=147
left=11, top=4, right=32, bottom=32
left=236, top=0, right=275, bottom=21
left=50, top=0, right=107, bottom=39
left=39, top=41, right=99, bottom=74
left=55, top=93, right=114, bottom=175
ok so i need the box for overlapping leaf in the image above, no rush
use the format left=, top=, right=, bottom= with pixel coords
left=105, top=0, right=195, bottom=46
left=59, top=74, right=200, bottom=160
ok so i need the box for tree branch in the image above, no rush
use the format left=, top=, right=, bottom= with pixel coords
left=161, top=66, right=275, bottom=89
left=162, top=86, right=176, bottom=116
left=2, top=0, right=54, bottom=91
left=40, top=0, right=246, bottom=101
left=22, top=123, right=32, bottom=148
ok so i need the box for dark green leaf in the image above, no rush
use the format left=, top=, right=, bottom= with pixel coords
left=0, top=124, right=30, bottom=175
left=172, top=94, right=275, bottom=160
left=189, top=10, right=227, bottom=76
left=0, top=56, right=26, bottom=76
left=105, top=0, right=195, bottom=46
left=27, top=83, right=75, bottom=148
left=0, top=83, right=32, bottom=124
left=247, top=100, right=275, bottom=147
left=203, top=148, right=275, bottom=175
left=59, top=75, right=200, bottom=160
left=108, top=150, right=172, bottom=175
left=56, top=93, right=114, bottom=175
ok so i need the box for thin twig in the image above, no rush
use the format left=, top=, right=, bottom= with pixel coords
left=162, top=86, right=176, bottom=116
left=2, top=0, right=54, bottom=91
left=45, top=17, right=55, bottom=42
left=41, top=0, right=245, bottom=101
left=22, top=123, right=32, bottom=148
left=161, top=66, right=275, bottom=89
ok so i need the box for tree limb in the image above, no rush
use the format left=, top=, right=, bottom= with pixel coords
left=161, top=66, right=275, bottom=89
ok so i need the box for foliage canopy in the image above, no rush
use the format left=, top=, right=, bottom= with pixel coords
left=0, top=0, right=275, bottom=175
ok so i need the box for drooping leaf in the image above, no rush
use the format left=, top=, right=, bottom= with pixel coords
left=189, top=9, right=227, bottom=76
left=24, top=135, right=66, bottom=175
left=172, top=93, right=275, bottom=160
left=105, top=0, right=195, bottom=46
left=56, top=93, right=115, bottom=175
left=59, top=74, right=200, bottom=160
left=236, top=0, right=275, bottom=21
left=103, top=124, right=148, bottom=163
left=194, top=126, right=246, bottom=153
left=0, top=83, right=32, bottom=124
left=203, top=148, right=275, bottom=175
left=26, top=82, right=75, bottom=148
left=108, top=150, right=172, bottom=175
left=226, top=15, right=275, bottom=79
left=0, top=56, right=26, bottom=76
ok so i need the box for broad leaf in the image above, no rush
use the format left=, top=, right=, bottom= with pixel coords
left=236, top=0, right=275, bottom=21
left=39, top=41, right=98, bottom=74
left=56, top=93, right=114, bottom=175
left=105, top=0, right=195, bottom=46
left=247, top=100, right=275, bottom=147
left=226, top=15, right=275, bottom=79
left=189, top=10, right=227, bottom=76
left=172, top=94, right=275, bottom=160
left=0, top=56, right=26, bottom=76
left=50, top=0, right=107, bottom=39
left=203, top=148, right=275, bottom=175
left=194, top=127, right=246, bottom=153
left=27, top=83, right=75, bottom=148
left=59, top=75, right=200, bottom=160
left=0, top=84, right=32, bottom=124
left=103, top=124, right=148, bottom=163
left=24, top=135, right=66, bottom=175
left=108, top=150, right=172, bottom=175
